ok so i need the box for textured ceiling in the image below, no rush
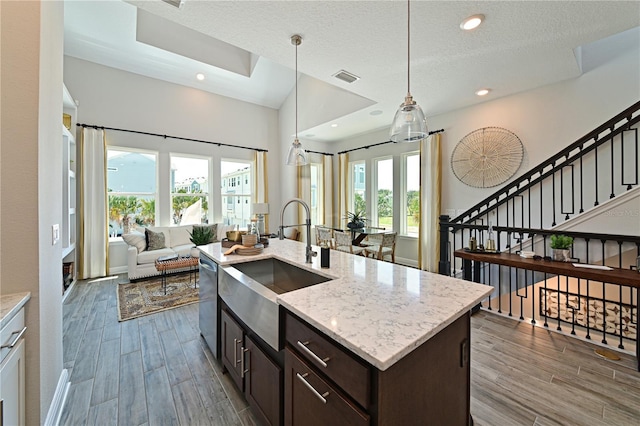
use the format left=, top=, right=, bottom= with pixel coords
left=64, top=0, right=640, bottom=142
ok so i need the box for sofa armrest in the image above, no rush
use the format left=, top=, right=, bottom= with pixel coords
left=127, top=245, right=139, bottom=270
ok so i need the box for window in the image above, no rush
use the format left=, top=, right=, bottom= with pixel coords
left=404, top=153, right=420, bottom=236
left=351, top=161, right=366, bottom=214
left=107, top=148, right=157, bottom=236
left=309, top=163, right=323, bottom=226
left=374, top=158, right=393, bottom=230
left=170, top=155, right=210, bottom=225
left=221, top=160, right=252, bottom=228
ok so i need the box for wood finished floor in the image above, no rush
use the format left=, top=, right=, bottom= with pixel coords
left=61, top=276, right=640, bottom=425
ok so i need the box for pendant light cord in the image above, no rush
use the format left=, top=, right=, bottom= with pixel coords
left=407, top=0, right=411, bottom=95
left=295, top=39, right=298, bottom=139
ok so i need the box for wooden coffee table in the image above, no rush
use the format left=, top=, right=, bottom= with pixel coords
left=154, top=255, right=199, bottom=295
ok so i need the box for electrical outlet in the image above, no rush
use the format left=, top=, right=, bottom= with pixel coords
left=52, top=224, right=60, bottom=245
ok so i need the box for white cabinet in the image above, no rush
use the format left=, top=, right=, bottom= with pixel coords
left=0, top=309, right=26, bottom=426
left=62, top=85, right=78, bottom=296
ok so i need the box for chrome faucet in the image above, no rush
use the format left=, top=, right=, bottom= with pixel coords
left=279, top=198, right=317, bottom=263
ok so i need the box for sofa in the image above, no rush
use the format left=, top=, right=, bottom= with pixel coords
left=122, top=223, right=235, bottom=280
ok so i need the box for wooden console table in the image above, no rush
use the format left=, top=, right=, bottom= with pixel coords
left=454, top=249, right=640, bottom=370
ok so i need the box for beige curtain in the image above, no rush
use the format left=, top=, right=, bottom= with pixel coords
left=418, top=134, right=442, bottom=271
left=323, top=155, right=334, bottom=227
left=296, top=164, right=310, bottom=242
left=79, top=127, right=109, bottom=278
left=253, top=151, right=269, bottom=232
left=338, top=153, right=349, bottom=229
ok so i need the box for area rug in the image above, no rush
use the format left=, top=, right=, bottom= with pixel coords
left=117, top=274, right=198, bottom=321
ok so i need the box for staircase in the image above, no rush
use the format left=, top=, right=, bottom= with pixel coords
left=438, top=101, right=640, bottom=359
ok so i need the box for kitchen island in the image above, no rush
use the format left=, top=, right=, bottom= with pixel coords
left=199, top=239, right=492, bottom=425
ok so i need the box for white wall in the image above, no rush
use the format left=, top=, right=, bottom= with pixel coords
left=1, top=1, right=65, bottom=423
left=331, top=45, right=640, bottom=265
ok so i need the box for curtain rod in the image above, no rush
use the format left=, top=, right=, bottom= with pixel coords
left=305, top=149, right=334, bottom=156
left=337, top=128, right=444, bottom=155
left=76, top=123, right=268, bottom=153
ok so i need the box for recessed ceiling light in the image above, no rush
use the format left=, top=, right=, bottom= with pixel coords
left=331, top=123, right=339, bottom=128
left=475, top=88, right=491, bottom=96
left=370, top=110, right=383, bottom=116
left=460, top=14, right=484, bottom=31
left=196, top=73, right=205, bottom=81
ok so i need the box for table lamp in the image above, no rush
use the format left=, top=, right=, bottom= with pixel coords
left=252, top=203, right=269, bottom=236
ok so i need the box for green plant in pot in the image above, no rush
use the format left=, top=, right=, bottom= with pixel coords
left=345, top=210, right=367, bottom=230
left=189, top=226, right=214, bottom=246
left=550, top=234, right=573, bottom=262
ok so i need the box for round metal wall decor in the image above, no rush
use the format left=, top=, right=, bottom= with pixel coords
left=451, top=127, right=523, bottom=188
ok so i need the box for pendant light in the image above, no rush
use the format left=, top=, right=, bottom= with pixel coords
left=286, top=34, right=308, bottom=166
left=389, top=0, right=428, bottom=143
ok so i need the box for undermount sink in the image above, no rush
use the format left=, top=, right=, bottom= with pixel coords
left=232, top=258, right=331, bottom=294
left=218, top=257, right=333, bottom=351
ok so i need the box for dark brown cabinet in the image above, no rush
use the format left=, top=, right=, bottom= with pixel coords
left=284, top=311, right=472, bottom=426
left=221, top=309, right=282, bottom=426
left=285, top=347, right=369, bottom=426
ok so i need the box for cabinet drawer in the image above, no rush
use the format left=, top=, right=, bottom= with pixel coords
left=285, top=348, right=369, bottom=426
left=1, top=308, right=25, bottom=365
left=285, top=312, right=370, bottom=409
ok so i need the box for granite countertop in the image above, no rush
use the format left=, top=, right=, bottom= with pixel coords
left=199, top=239, right=492, bottom=371
left=1, top=292, right=31, bottom=329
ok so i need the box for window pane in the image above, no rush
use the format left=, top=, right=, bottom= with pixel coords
left=221, top=160, right=253, bottom=228
left=376, top=158, right=393, bottom=230
left=310, top=164, right=323, bottom=226
left=171, top=155, right=209, bottom=224
left=405, top=154, right=420, bottom=236
left=351, top=162, right=366, bottom=214
left=107, top=149, right=157, bottom=236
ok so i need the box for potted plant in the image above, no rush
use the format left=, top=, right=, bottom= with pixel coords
left=189, top=226, right=214, bottom=246
left=550, top=234, right=573, bottom=262
left=345, top=210, right=366, bottom=230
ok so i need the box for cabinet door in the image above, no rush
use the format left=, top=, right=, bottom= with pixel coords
left=244, top=336, right=282, bottom=426
left=284, top=348, right=369, bottom=426
left=0, top=339, right=25, bottom=426
left=221, top=309, right=244, bottom=391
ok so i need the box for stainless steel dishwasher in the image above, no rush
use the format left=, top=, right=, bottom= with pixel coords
left=199, top=255, right=219, bottom=358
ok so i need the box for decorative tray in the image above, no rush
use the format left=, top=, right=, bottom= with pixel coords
left=236, top=247, right=264, bottom=256
left=221, top=238, right=269, bottom=248
left=463, top=247, right=501, bottom=254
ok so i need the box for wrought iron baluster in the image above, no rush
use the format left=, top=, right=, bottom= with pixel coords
left=585, top=238, right=591, bottom=340
left=594, top=140, right=600, bottom=206
left=618, top=241, right=624, bottom=350
left=552, top=167, right=557, bottom=227
left=508, top=264, right=513, bottom=317
left=556, top=274, right=562, bottom=331
left=621, top=128, right=639, bottom=190
left=601, top=240, right=607, bottom=345
left=579, top=151, right=584, bottom=213
left=543, top=235, right=549, bottom=328
left=610, top=128, right=616, bottom=199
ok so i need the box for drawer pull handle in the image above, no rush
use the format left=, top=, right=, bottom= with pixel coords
left=233, top=338, right=242, bottom=366
left=241, top=347, right=249, bottom=378
left=1, top=327, right=26, bottom=349
left=296, top=372, right=329, bottom=404
left=297, top=340, right=329, bottom=368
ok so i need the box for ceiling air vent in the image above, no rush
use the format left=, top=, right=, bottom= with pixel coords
left=161, top=0, right=185, bottom=9
left=333, top=70, right=360, bottom=84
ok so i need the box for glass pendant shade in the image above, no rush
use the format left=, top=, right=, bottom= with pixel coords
left=286, top=138, right=308, bottom=166
left=390, top=94, right=428, bottom=142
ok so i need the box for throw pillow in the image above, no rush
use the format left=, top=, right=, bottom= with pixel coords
left=194, top=224, right=218, bottom=243
left=145, top=228, right=166, bottom=251
left=122, top=230, right=146, bottom=253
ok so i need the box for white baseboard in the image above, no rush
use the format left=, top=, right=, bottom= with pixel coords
left=395, top=256, right=418, bottom=268
left=44, top=369, right=70, bottom=426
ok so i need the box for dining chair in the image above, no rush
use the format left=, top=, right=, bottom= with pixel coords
left=363, top=226, right=386, bottom=246
left=316, top=226, right=335, bottom=249
left=334, top=231, right=365, bottom=256
left=283, top=227, right=299, bottom=241
left=364, top=232, right=397, bottom=262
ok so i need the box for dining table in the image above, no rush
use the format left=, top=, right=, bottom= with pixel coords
left=317, top=225, right=388, bottom=246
